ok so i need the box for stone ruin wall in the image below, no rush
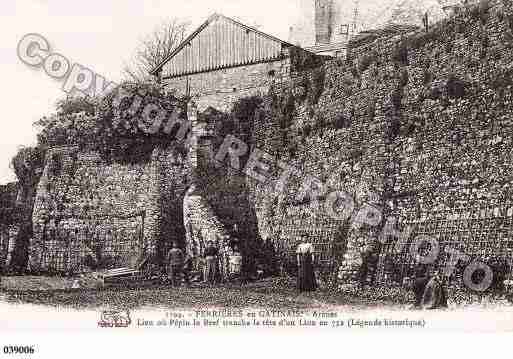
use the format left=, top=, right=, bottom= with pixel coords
left=165, top=59, right=290, bottom=113
left=0, top=226, right=19, bottom=271
left=27, top=107, right=263, bottom=275
left=349, top=0, right=513, bottom=284
left=249, top=0, right=513, bottom=282
left=165, top=49, right=299, bottom=266
left=25, top=0, right=513, bottom=282
left=30, top=144, right=190, bottom=273
left=183, top=105, right=262, bottom=267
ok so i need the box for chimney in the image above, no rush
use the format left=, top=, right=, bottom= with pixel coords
left=315, top=0, right=333, bottom=45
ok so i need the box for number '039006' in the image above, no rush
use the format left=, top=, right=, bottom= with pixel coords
left=3, top=346, right=35, bottom=354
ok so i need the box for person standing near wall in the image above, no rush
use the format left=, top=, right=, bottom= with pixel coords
left=229, top=244, right=243, bottom=279
left=229, top=225, right=243, bottom=279
left=421, top=270, right=448, bottom=309
left=65, top=227, right=76, bottom=276
left=203, top=240, right=219, bottom=284
left=220, top=238, right=232, bottom=281
left=56, top=223, right=66, bottom=274
left=359, top=240, right=379, bottom=288
left=411, top=260, right=430, bottom=309
left=296, top=239, right=317, bottom=292
left=408, top=258, right=448, bottom=310
left=166, top=241, right=184, bottom=287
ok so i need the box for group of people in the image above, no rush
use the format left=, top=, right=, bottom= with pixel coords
left=164, top=240, right=243, bottom=286
left=162, top=236, right=320, bottom=293
left=295, top=237, right=452, bottom=310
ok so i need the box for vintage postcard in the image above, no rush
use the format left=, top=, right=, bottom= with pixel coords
left=1, top=0, right=513, bottom=356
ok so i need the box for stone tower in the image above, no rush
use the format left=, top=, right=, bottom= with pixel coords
left=289, top=0, right=451, bottom=55
left=288, top=0, right=359, bottom=56
left=315, top=0, right=333, bottom=44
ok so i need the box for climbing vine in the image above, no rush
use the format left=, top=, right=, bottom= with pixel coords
left=34, top=82, right=189, bottom=163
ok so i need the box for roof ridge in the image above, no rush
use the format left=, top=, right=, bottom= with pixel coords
left=149, top=13, right=296, bottom=75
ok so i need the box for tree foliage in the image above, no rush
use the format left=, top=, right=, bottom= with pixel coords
left=34, top=95, right=99, bottom=149
left=10, top=147, right=45, bottom=189
left=123, top=19, right=190, bottom=82
left=231, top=96, right=263, bottom=121
left=33, top=82, right=188, bottom=162
left=95, top=82, right=188, bottom=162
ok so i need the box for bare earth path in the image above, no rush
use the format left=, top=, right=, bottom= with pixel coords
left=2, top=276, right=513, bottom=331
left=1, top=275, right=511, bottom=311
left=0, top=276, right=414, bottom=310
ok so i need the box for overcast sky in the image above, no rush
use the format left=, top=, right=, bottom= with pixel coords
left=0, top=0, right=300, bottom=184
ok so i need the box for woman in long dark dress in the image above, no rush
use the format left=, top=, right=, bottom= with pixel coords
left=296, top=242, right=317, bottom=292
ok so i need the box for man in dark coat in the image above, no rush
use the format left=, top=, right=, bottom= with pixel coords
left=359, top=241, right=379, bottom=288
left=411, top=263, right=430, bottom=308
left=166, top=241, right=184, bottom=287
left=421, top=270, right=448, bottom=309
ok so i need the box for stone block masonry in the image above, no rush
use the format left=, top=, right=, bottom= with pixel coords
left=30, top=144, right=190, bottom=273
left=24, top=0, right=513, bottom=286
left=26, top=102, right=261, bottom=276
left=247, top=0, right=513, bottom=285
left=164, top=56, right=292, bottom=113
left=183, top=105, right=262, bottom=277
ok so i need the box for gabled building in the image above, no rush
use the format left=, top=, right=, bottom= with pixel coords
left=150, top=13, right=318, bottom=112
left=147, top=14, right=323, bottom=263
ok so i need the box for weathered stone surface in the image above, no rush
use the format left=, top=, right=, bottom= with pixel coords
left=30, top=144, right=190, bottom=273
left=248, top=0, right=513, bottom=284
left=25, top=0, right=513, bottom=286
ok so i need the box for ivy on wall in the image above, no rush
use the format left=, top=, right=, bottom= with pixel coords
left=34, top=82, right=189, bottom=163
left=289, top=46, right=325, bottom=73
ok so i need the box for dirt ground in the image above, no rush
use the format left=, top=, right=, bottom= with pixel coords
left=1, top=275, right=511, bottom=311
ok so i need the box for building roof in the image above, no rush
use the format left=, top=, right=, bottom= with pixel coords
left=150, top=13, right=296, bottom=78
left=150, top=14, right=294, bottom=77
left=305, top=41, right=347, bottom=54
left=348, top=23, right=419, bottom=48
